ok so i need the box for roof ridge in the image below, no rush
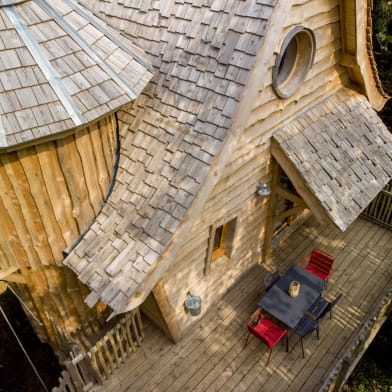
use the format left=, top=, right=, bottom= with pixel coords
left=4, top=4, right=87, bottom=126
left=37, top=0, right=138, bottom=100
left=64, top=0, right=154, bottom=73
left=0, top=0, right=153, bottom=149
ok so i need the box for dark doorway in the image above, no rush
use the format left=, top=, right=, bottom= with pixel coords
left=0, top=287, right=62, bottom=392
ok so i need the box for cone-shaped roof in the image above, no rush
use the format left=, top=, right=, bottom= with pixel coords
left=0, top=0, right=153, bottom=149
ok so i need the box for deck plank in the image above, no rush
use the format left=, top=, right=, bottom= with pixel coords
left=96, top=216, right=392, bottom=392
left=285, top=224, right=391, bottom=392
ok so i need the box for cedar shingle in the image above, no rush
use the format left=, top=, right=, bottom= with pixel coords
left=0, top=0, right=152, bottom=148
left=62, top=0, right=284, bottom=313
left=273, top=89, right=392, bottom=232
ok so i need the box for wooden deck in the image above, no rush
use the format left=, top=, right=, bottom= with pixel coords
left=96, top=216, right=392, bottom=392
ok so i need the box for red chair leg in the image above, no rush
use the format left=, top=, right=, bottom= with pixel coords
left=244, top=332, right=251, bottom=348
left=265, top=348, right=272, bottom=367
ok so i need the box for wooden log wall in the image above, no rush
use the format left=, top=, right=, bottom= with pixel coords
left=0, top=114, right=117, bottom=352
left=154, top=0, right=352, bottom=337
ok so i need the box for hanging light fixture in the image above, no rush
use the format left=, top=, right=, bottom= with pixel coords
left=256, top=182, right=271, bottom=196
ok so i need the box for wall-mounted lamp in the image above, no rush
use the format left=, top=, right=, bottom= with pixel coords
left=256, top=182, right=271, bottom=196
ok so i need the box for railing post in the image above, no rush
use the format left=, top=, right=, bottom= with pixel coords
left=52, top=308, right=145, bottom=389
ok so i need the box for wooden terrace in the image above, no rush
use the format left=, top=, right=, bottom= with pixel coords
left=96, top=216, right=392, bottom=392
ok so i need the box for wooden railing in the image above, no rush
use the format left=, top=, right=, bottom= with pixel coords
left=52, top=308, right=144, bottom=391
left=361, top=181, right=392, bottom=229
left=86, top=308, right=144, bottom=384
left=52, top=370, right=78, bottom=392
left=52, top=362, right=94, bottom=392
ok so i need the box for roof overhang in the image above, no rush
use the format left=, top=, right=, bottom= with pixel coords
left=0, top=0, right=153, bottom=150
left=272, top=88, right=392, bottom=232
left=339, top=0, right=389, bottom=110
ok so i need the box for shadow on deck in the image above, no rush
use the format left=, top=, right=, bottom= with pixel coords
left=96, top=216, right=392, bottom=392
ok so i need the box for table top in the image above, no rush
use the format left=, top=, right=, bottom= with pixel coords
left=257, top=265, right=326, bottom=329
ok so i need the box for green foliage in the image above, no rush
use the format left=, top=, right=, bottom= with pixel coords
left=343, top=312, right=392, bottom=392
left=373, top=0, right=392, bottom=54
left=372, top=0, right=392, bottom=129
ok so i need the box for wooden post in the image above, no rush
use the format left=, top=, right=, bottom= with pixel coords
left=151, top=280, right=182, bottom=342
left=261, top=158, right=281, bottom=264
left=204, top=225, right=216, bottom=275
left=271, top=140, right=329, bottom=223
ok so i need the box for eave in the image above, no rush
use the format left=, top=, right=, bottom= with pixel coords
left=339, top=0, right=389, bottom=111
left=272, top=88, right=392, bottom=232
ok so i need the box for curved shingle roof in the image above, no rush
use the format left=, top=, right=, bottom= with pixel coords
left=0, top=0, right=153, bottom=148
left=63, top=0, right=278, bottom=314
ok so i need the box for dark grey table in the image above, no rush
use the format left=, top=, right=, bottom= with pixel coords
left=257, top=264, right=326, bottom=329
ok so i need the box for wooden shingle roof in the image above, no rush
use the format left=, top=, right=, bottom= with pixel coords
left=63, top=0, right=278, bottom=315
left=272, top=88, right=392, bottom=232
left=0, top=0, right=153, bottom=149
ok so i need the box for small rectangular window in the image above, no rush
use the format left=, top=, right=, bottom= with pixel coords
left=211, top=222, right=227, bottom=261
left=205, top=217, right=237, bottom=274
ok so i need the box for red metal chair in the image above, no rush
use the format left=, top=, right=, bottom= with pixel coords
left=299, top=248, right=334, bottom=283
left=244, top=309, right=288, bottom=366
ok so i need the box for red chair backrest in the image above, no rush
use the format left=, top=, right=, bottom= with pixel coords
left=308, top=248, right=334, bottom=274
left=247, top=312, right=286, bottom=349
left=247, top=323, right=271, bottom=348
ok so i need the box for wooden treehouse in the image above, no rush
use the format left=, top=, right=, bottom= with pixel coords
left=0, top=0, right=391, bottom=390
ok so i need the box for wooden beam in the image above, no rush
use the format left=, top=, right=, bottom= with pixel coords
left=261, top=158, right=281, bottom=264
left=0, top=266, right=18, bottom=278
left=271, top=140, right=330, bottom=224
left=0, top=267, right=26, bottom=284
left=339, top=53, right=357, bottom=68
left=3, top=273, right=26, bottom=284
left=340, top=0, right=388, bottom=110
left=381, top=189, right=392, bottom=198
left=273, top=205, right=306, bottom=224
left=151, top=280, right=182, bottom=342
left=276, top=186, right=307, bottom=207
left=204, top=225, right=215, bottom=275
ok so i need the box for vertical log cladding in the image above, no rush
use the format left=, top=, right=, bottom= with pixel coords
left=0, top=114, right=117, bottom=269
left=0, top=114, right=117, bottom=353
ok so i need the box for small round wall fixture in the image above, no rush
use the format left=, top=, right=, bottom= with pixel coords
left=256, top=182, right=271, bottom=196
left=272, top=26, right=316, bottom=99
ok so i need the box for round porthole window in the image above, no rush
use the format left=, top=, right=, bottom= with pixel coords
left=272, top=26, right=316, bottom=99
